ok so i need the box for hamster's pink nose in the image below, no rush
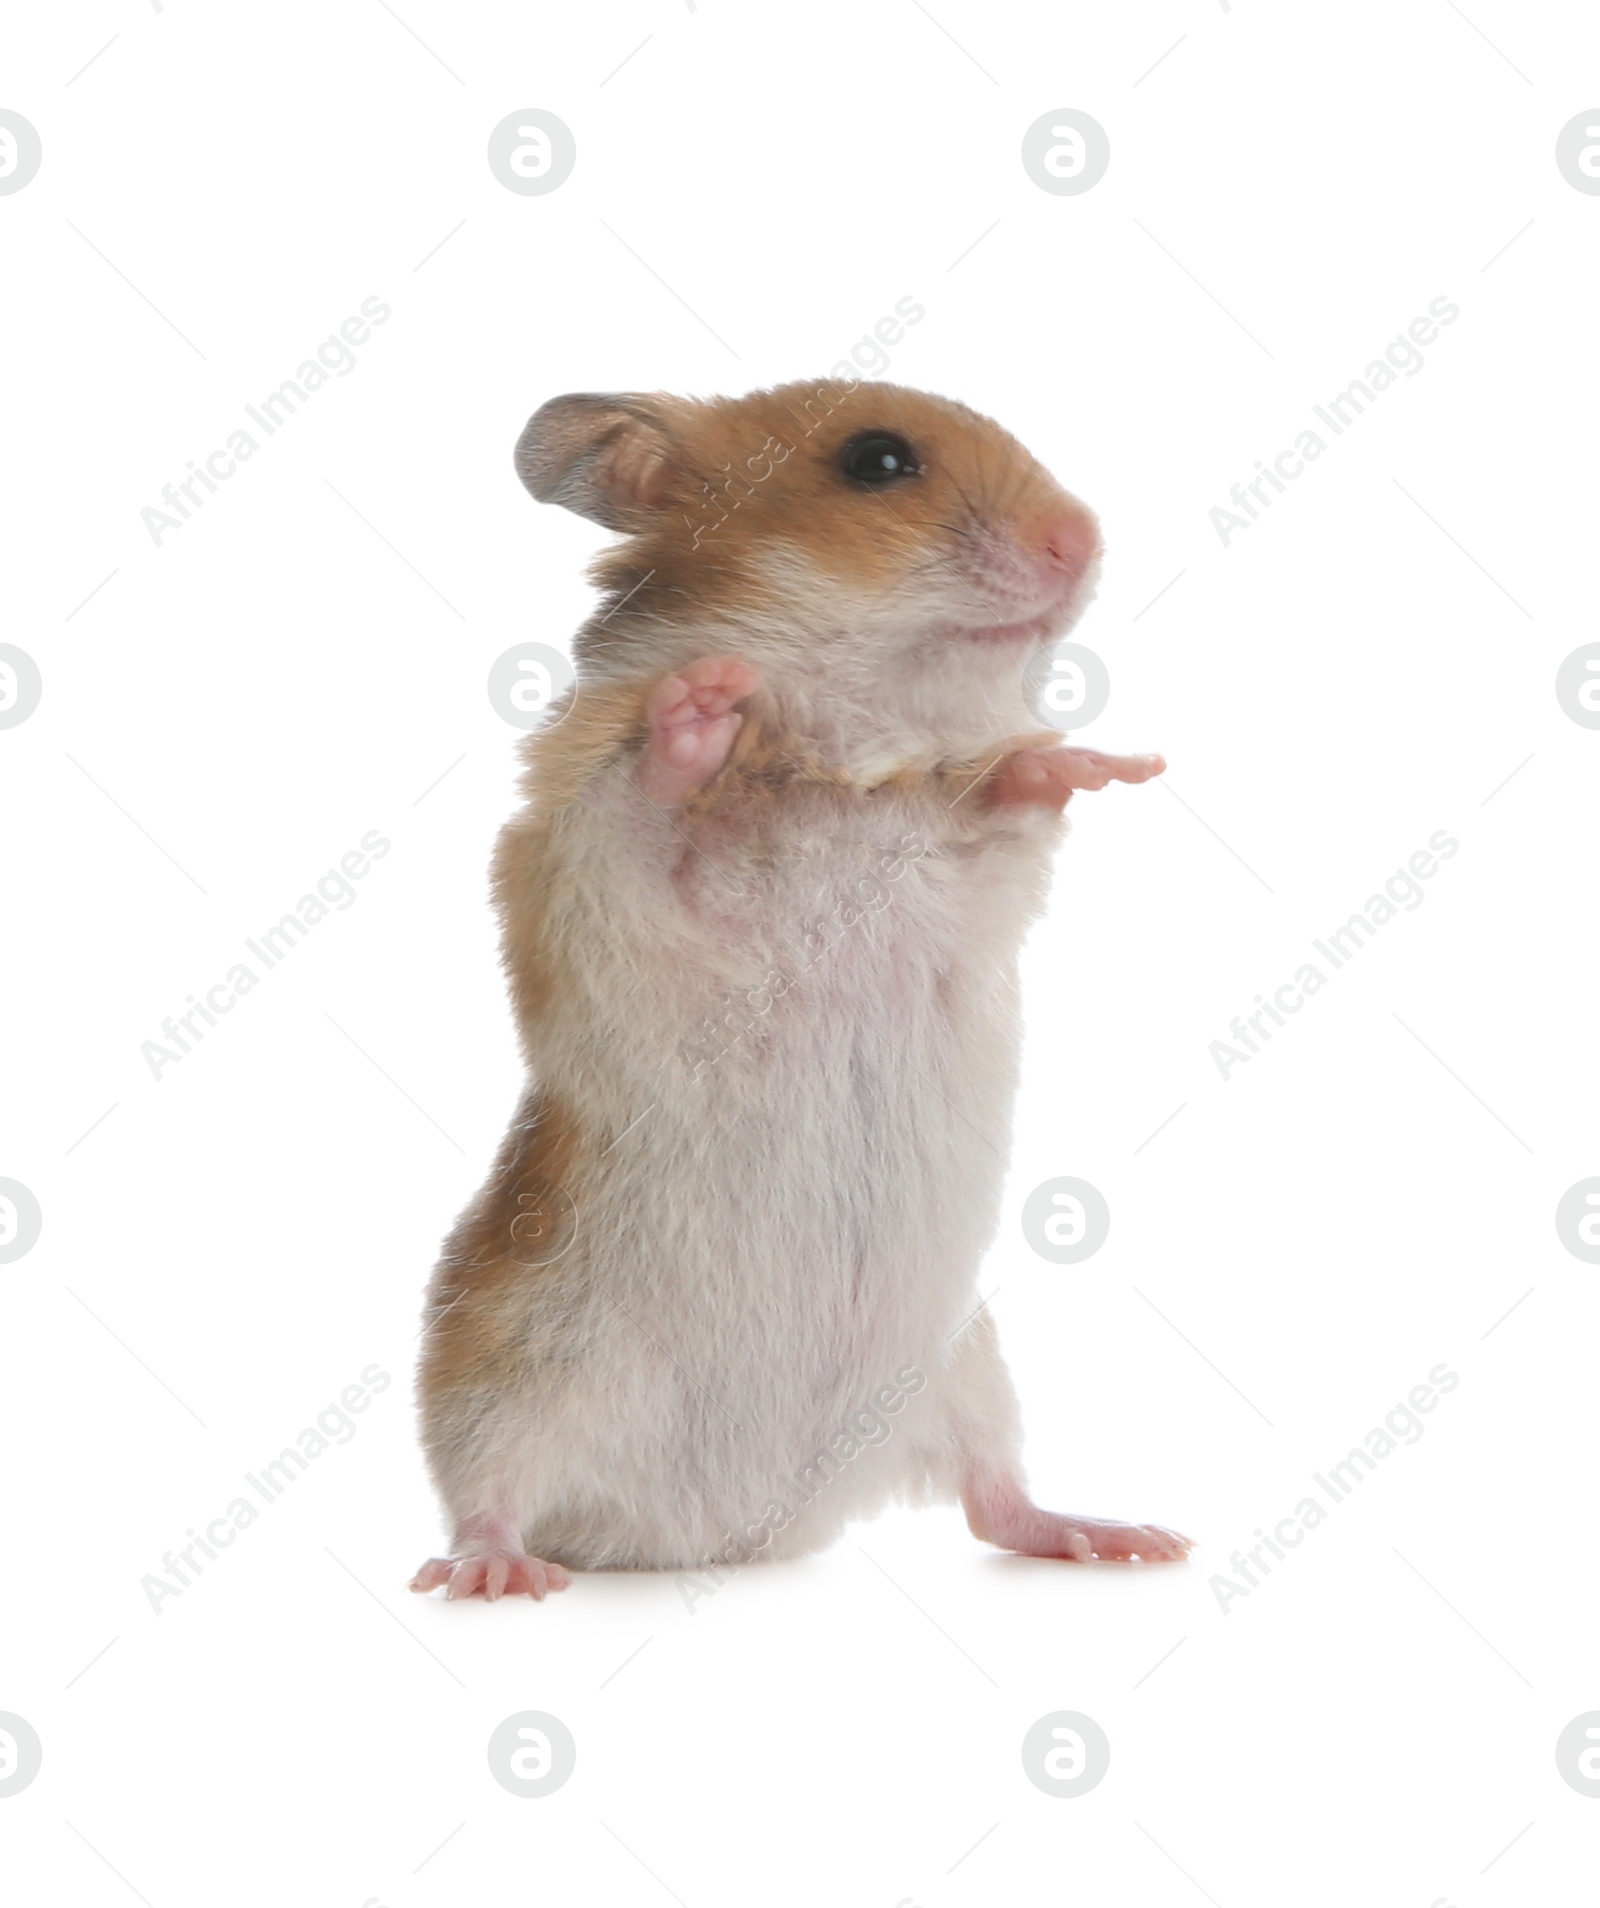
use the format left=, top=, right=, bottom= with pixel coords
left=1019, top=505, right=1100, bottom=586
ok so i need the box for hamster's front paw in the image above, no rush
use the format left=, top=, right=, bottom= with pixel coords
left=409, top=1550, right=572, bottom=1601
left=636, top=655, right=760, bottom=807
left=986, top=745, right=1166, bottom=812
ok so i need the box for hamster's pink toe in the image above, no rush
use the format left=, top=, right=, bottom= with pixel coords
left=637, top=654, right=759, bottom=805
left=411, top=1549, right=571, bottom=1600
left=965, top=1476, right=1193, bottom=1563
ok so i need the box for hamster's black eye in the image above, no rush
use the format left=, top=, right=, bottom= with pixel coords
left=838, top=430, right=920, bottom=486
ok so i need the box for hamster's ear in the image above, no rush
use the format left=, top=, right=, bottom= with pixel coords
left=514, top=392, right=678, bottom=530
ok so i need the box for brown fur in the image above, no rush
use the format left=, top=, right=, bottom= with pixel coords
left=418, top=1085, right=584, bottom=1411
left=419, top=689, right=649, bottom=1425
left=574, top=379, right=1095, bottom=660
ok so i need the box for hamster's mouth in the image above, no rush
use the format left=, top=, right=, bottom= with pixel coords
left=939, top=566, right=1095, bottom=650
left=957, top=618, right=1060, bottom=648
left=946, top=570, right=1093, bottom=650
left=951, top=609, right=1061, bottom=648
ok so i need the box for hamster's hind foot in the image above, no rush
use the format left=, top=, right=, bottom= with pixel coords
left=963, top=1470, right=1191, bottom=1564
left=409, top=1550, right=572, bottom=1601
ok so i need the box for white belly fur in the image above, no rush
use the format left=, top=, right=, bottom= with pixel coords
left=481, top=776, right=1061, bottom=1571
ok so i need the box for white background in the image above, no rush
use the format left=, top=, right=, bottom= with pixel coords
left=3, top=2, right=1597, bottom=1902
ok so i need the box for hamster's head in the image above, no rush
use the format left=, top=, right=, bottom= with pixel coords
left=515, top=379, right=1103, bottom=766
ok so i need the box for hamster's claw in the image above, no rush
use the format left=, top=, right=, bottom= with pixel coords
left=409, top=1550, right=572, bottom=1600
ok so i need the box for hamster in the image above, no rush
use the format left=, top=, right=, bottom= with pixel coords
left=410, top=378, right=1189, bottom=1600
